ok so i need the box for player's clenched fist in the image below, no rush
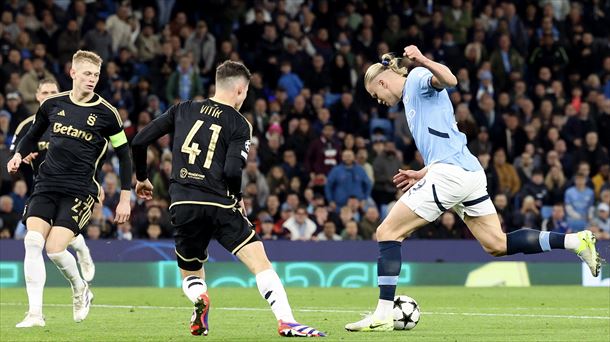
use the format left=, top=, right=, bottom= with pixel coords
left=135, top=179, right=154, bottom=200
left=7, top=153, right=22, bottom=174
left=403, top=45, right=426, bottom=65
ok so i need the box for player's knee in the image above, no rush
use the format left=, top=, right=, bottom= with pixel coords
left=482, top=238, right=507, bottom=257
left=45, top=240, right=66, bottom=254
left=24, top=231, right=45, bottom=250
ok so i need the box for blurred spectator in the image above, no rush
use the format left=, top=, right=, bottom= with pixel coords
left=106, top=4, right=134, bottom=54
left=258, top=213, right=287, bottom=241
left=592, top=164, right=609, bottom=199
left=436, top=212, right=463, bottom=239
left=136, top=23, right=161, bottom=63
left=57, top=19, right=81, bottom=66
left=564, top=173, right=595, bottom=231
left=283, top=205, right=317, bottom=241
left=82, top=19, right=113, bottom=62
left=0, top=195, right=19, bottom=237
left=493, top=149, right=521, bottom=198
left=592, top=203, right=610, bottom=239
left=305, top=123, right=341, bottom=181
left=86, top=224, right=101, bottom=240
left=513, top=195, right=542, bottom=230
left=19, top=58, right=55, bottom=112
left=341, top=220, right=362, bottom=240
left=184, top=20, right=216, bottom=78
left=372, top=141, right=401, bottom=206
left=325, top=150, right=372, bottom=211
left=489, top=34, right=524, bottom=91
left=146, top=223, right=162, bottom=240
left=468, top=126, right=492, bottom=156
left=277, top=61, right=303, bottom=104
left=242, top=161, right=269, bottom=208
left=116, top=221, right=133, bottom=241
left=9, top=179, right=27, bottom=215
left=542, top=203, right=570, bottom=233
left=317, top=221, right=342, bottom=241
left=166, top=55, right=202, bottom=104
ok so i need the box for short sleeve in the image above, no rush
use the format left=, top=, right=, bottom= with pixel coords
left=407, top=67, right=436, bottom=96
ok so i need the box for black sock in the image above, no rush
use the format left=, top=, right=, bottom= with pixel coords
left=506, top=229, right=565, bottom=255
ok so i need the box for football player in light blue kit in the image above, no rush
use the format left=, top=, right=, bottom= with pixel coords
left=345, top=46, right=601, bottom=332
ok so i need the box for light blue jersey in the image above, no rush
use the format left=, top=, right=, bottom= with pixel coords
left=402, top=67, right=482, bottom=172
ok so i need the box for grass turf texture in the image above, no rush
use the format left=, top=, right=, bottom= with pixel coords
left=1, top=286, right=608, bottom=341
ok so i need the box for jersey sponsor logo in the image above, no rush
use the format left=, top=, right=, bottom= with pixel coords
left=179, top=167, right=206, bottom=180
left=57, top=110, right=65, bottom=116
left=87, top=114, right=97, bottom=126
left=53, top=123, right=93, bottom=141
left=200, top=104, right=222, bottom=118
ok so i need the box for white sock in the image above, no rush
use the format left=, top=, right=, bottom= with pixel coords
left=373, top=299, right=394, bottom=320
left=255, top=269, right=295, bottom=322
left=564, top=233, right=580, bottom=250
left=23, top=231, right=46, bottom=316
left=47, top=250, right=85, bottom=292
left=69, top=234, right=89, bottom=260
left=182, top=276, right=207, bottom=303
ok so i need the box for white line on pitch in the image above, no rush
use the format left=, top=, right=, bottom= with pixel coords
left=1, top=302, right=609, bottom=320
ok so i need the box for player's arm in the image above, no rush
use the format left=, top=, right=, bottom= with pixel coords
left=224, top=121, right=251, bottom=202
left=105, top=109, right=134, bottom=223
left=8, top=104, right=50, bottom=173
left=403, top=45, right=457, bottom=89
left=131, top=106, right=176, bottom=199
left=9, top=117, right=39, bottom=164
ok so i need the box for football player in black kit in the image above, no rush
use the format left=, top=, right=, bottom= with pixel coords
left=10, top=79, right=96, bottom=285
left=7, top=50, right=132, bottom=328
left=131, top=60, right=325, bottom=337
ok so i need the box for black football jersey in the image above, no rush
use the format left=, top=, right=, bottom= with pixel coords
left=138, top=99, right=252, bottom=206
left=15, top=91, right=125, bottom=200
left=10, top=115, right=50, bottom=173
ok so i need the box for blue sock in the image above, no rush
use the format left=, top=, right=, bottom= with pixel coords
left=506, top=229, right=566, bottom=255
left=377, top=241, right=402, bottom=301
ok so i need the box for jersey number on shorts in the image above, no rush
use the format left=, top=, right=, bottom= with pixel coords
left=181, top=120, right=222, bottom=168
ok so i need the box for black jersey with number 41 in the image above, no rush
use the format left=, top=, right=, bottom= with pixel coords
left=157, top=99, right=251, bottom=206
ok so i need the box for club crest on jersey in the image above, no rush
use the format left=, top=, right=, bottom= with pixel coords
left=87, top=114, right=97, bottom=126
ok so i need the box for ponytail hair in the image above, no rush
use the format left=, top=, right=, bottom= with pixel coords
left=364, top=53, right=409, bottom=86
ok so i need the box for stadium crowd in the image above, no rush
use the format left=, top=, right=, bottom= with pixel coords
left=0, top=0, right=609, bottom=242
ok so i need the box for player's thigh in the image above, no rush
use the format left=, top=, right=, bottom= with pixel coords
left=463, top=213, right=507, bottom=256
left=25, top=217, right=52, bottom=239
left=46, top=226, right=79, bottom=253
left=23, top=193, right=57, bottom=238
left=53, top=193, right=96, bottom=237
left=377, top=200, right=429, bottom=241
left=170, top=204, right=212, bottom=272
left=213, top=207, right=266, bottom=274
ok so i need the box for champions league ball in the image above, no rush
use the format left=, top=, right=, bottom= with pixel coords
left=392, top=295, right=420, bottom=330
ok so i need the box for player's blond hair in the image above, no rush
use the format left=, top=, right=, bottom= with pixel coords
left=364, top=53, right=409, bottom=86
left=72, top=50, right=103, bottom=67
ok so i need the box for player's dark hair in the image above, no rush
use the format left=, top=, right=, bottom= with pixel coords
left=215, top=60, right=251, bottom=86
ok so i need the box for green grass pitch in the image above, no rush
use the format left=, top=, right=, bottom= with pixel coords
left=1, top=286, right=608, bottom=341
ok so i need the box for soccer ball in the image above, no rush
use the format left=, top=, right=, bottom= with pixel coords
left=392, top=295, right=420, bottom=330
